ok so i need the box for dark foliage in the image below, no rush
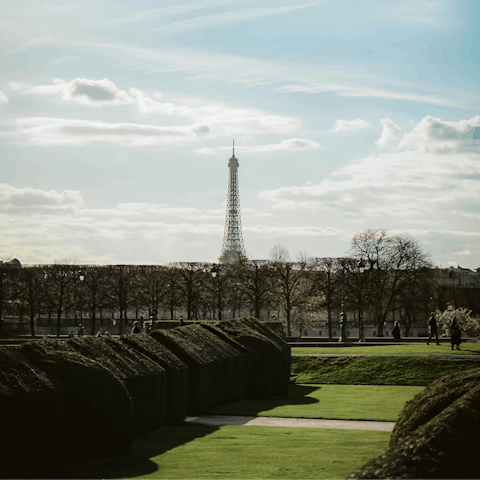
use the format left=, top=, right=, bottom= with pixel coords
left=391, top=368, right=480, bottom=447
left=121, top=333, right=188, bottom=423
left=20, top=340, right=134, bottom=460
left=352, top=369, right=480, bottom=479
left=64, top=336, right=166, bottom=434
left=151, top=324, right=244, bottom=415
left=0, top=347, right=64, bottom=477
left=212, top=317, right=290, bottom=397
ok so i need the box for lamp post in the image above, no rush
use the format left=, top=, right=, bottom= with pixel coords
left=339, top=260, right=348, bottom=342
left=357, top=259, right=366, bottom=342
left=210, top=263, right=221, bottom=320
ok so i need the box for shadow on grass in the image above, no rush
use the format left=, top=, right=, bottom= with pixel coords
left=206, top=384, right=320, bottom=417
left=23, top=387, right=319, bottom=479
left=26, top=423, right=220, bottom=480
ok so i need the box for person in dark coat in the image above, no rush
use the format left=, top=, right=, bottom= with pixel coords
left=131, top=321, right=140, bottom=335
left=392, top=321, right=401, bottom=342
left=450, top=317, right=461, bottom=350
left=427, top=313, right=440, bottom=345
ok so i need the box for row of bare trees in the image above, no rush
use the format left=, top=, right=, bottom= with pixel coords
left=2, top=230, right=474, bottom=338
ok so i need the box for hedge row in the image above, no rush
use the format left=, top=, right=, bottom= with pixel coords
left=352, top=368, right=480, bottom=479
left=0, top=317, right=289, bottom=478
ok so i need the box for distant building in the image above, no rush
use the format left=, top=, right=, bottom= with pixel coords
left=438, top=266, right=480, bottom=287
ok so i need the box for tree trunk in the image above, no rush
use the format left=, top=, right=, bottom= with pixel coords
left=286, top=309, right=291, bottom=337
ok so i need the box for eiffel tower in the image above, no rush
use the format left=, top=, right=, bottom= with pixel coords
left=219, top=141, right=247, bottom=264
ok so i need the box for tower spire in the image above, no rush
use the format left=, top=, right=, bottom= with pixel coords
left=219, top=143, right=246, bottom=264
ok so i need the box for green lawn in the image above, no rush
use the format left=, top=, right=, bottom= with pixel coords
left=58, top=424, right=390, bottom=480
left=292, top=355, right=480, bottom=386
left=208, top=383, right=423, bottom=422
left=291, top=343, right=480, bottom=355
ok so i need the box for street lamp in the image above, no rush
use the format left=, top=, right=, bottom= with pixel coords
left=210, top=263, right=221, bottom=320
left=357, top=259, right=366, bottom=342
left=339, top=260, right=348, bottom=343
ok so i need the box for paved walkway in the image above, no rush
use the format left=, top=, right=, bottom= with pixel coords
left=185, top=415, right=395, bottom=432
left=292, top=353, right=477, bottom=359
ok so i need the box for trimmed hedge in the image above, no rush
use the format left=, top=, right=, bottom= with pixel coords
left=352, top=368, right=480, bottom=479
left=63, top=336, right=166, bottom=434
left=0, top=317, right=291, bottom=471
left=212, top=317, right=290, bottom=397
left=151, top=324, right=244, bottom=415
left=391, top=367, right=480, bottom=447
left=20, top=340, right=134, bottom=459
left=0, top=347, right=64, bottom=477
left=120, top=333, right=188, bottom=423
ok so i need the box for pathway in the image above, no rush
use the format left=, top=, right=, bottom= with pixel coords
left=185, top=415, right=394, bottom=432
left=292, top=353, right=477, bottom=359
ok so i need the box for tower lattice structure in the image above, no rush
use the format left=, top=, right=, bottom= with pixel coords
left=219, top=142, right=247, bottom=264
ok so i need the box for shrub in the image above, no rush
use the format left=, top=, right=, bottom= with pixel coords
left=391, top=368, right=480, bottom=447
left=64, top=336, right=166, bottom=434
left=151, top=324, right=243, bottom=415
left=0, top=347, right=64, bottom=477
left=20, top=340, right=134, bottom=460
left=352, top=369, right=480, bottom=479
left=121, top=333, right=188, bottom=423
left=212, top=317, right=290, bottom=397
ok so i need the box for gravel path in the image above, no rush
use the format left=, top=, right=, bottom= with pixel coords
left=185, top=415, right=395, bottom=432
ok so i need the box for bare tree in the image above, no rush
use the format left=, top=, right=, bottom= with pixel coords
left=269, top=245, right=309, bottom=337
left=308, top=257, right=344, bottom=340
left=106, top=265, right=138, bottom=334
left=43, top=261, right=78, bottom=337
left=233, top=258, right=274, bottom=320
left=349, top=229, right=433, bottom=336
left=15, top=266, right=44, bottom=337
left=170, top=262, right=204, bottom=320
left=78, top=265, right=110, bottom=335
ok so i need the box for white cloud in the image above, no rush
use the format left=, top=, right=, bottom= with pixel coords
left=399, top=115, right=480, bottom=153
left=258, top=115, right=480, bottom=235
left=65, top=40, right=471, bottom=110
left=13, top=117, right=210, bottom=147
left=14, top=79, right=300, bottom=141
left=245, top=225, right=342, bottom=238
left=331, top=119, right=372, bottom=133
left=0, top=91, right=8, bottom=104
left=21, top=78, right=136, bottom=106
left=152, top=3, right=320, bottom=35
left=44, top=4, right=77, bottom=12
left=194, top=138, right=320, bottom=155
left=92, top=0, right=236, bottom=27
left=375, top=118, right=402, bottom=147
left=0, top=184, right=83, bottom=211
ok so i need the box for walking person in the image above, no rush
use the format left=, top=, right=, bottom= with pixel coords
left=427, top=313, right=440, bottom=345
left=450, top=317, right=461, bottom=350
left=392, top=321, right=401, bottom=342
left=131, top=320, right=141, bottom=335
left=77, top=324, right=84, bottom=337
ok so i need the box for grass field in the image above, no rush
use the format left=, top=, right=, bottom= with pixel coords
left=291, top=355, right=480, bottom=385
left=58, top=424, right=390, bottom=480
left=291, top=343, right=480, bottom=355
left=208, top=383, right=423, bottom=421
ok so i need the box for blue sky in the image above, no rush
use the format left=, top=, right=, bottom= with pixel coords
left=1, top=0, right=479, bottom=267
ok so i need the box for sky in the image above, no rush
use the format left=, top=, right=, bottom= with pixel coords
left=1, top=0, right=480, bottom=268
